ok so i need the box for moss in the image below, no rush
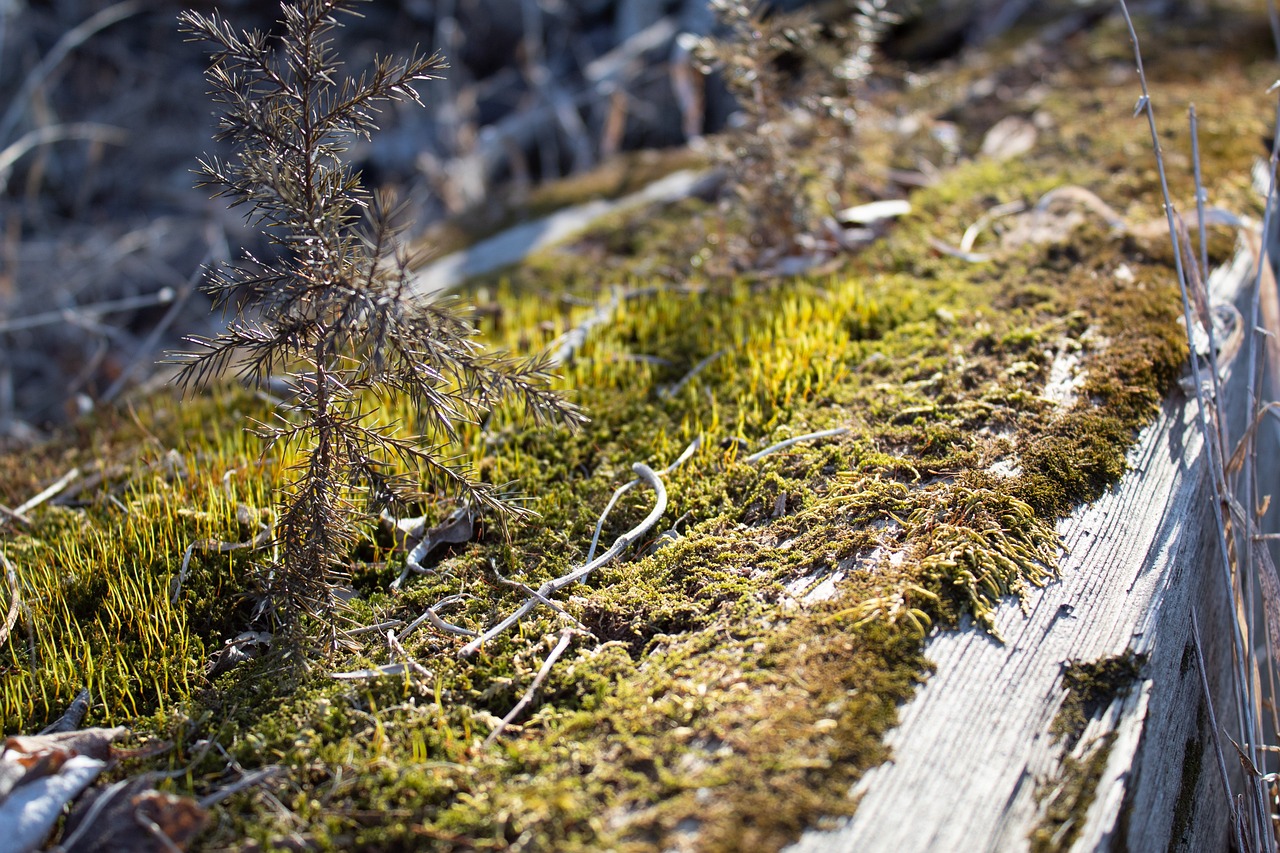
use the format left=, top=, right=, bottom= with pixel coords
left=1030, top=651, right=1145, bottom=852
left=1051, top=651, right=1145, bottom=751
left=1167, top=734, right=1203, bottom=852
left=1, top=9, right=1268, bottom=851
left=1029, top=733, right=1118, bottom=853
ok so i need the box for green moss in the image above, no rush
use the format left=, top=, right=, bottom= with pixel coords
left=2, top=9, right=1267, bottom=851
left=1051, top=651, right=1145, bottom=751
left=1168, top=734, right=1203, bottom=852
left=1030, top=733, right=1118, bottom=853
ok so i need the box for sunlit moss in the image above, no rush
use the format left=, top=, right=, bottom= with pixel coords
left=0, top=8, right=1268, bottom=851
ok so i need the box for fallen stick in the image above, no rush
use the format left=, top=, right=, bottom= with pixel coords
left=0, top=552, right=22, bottom=651
left=459, top=462, right=667, bottom=657
left=744, top=427, right=850, bottom=463
left=587, top=436, right=700, bottom=563
left=400, top=594, right=478, bottom=640
left=16, top=467, right=80, bottom=516
left=483, top=628, right=579, bottom=747
left=486, top=561, right=584, bottom=628
left=197, top=766, right=281, bottom=809
left=659, top=348, right=728, bottom=399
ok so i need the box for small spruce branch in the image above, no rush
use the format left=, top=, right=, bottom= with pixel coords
left=174, top=0, right=584, bottom=641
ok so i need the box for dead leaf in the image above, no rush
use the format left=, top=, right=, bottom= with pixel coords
left=391, top=504, right=479, bottom=589
left=205, top=631, right=272, bottom=677
left=0, top=754, right=105, bottom=853
left=980, top=115, right=1037, bottom=160
left=3, top=726, right=127, bottom=763
left=61, top=779, right=208, bottom=853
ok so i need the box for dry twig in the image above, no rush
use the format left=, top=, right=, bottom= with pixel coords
left=459, top=462, right=668, bottom=656
left=483, top=628, right=581, bottom=746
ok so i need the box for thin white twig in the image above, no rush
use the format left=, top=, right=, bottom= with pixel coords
left=0, top=123, right=127, bottom=191
left=343, top=619, right=406, bottom=637
left=54, top=778, right=133, bottom=852
left=959, top=200, right=1025, bottom=253
left=483, top=628, right=577, bottom=747
left=745, top=427, right=849, bottom=463
left=0, top=551, right=20, bottom=650
left=134, top=808, right=183, bottom=853
left=171, top=518, right=272, bottom=603
left=387, top=630, right=433, bottom=678
left=487, top=560, right=583, bottom=627
left=400, top=594, right=477, bottom=640
left=0, top=504, right=32, bottom=526
left=587, top=437, right=700, bottom=563
left=660, top=349, right=728, bottom=399
left=0, top=1, right=142, bottom=141
left=15, top=467, right=80, bottom=516
left=460, top=463, right=667, bottom=657
left=391, top=503, right=475, bottom=590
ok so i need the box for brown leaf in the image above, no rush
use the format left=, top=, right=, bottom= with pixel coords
left=62, top=780, right=208, bottom=853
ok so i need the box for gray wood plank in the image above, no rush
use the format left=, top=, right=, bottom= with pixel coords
left=788, top=246, right=1255, bottom=853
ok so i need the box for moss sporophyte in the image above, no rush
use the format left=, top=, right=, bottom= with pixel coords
left=0, top=5, right=1267, bottom=852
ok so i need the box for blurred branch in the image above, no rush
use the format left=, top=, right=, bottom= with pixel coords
left=447, top=15, right=682, bottom=207
left=0, top=1, right=142, bottom=142
left=0, top=287, right=174, bottom=334
left=0, top=123, right=128, bottom=192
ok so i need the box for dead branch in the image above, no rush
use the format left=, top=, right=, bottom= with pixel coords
left=0, top=1, right=143, bottom=142
left=400, top=594, right=478, bottom=640
left=483, top=627, right=580, bottom=747
left=744, top=427, right=850, bottom=463
left=485, top=559, right=584, bottom=628
left=16, top=468, right=81, bottom=516
left=587, top=436, right=700, bottom=562
left=196, top=766, right=282, bottom=810
left=390, top=503, right=477, bottom=590
left=0, top=551, right=21, bottom=651
left=39, top=688, right=91, bottom=735
left=170, top=509, right=273, bottom=604
left=459, top=461, right=667, bottom=656
left=659, top=348, right=728, bottom=399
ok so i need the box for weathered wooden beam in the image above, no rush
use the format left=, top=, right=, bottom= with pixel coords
left=789, top=246, right=1258, bottom=852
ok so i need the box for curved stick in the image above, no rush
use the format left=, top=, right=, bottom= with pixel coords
left=745, top=427, right=849, bottom=463
left=460, top=463, right=667, bottom=656
left=587, top=436, right=700, bottom=563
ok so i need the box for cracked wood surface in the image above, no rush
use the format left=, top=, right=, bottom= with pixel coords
left=789, top=246, right=1258, bottom=853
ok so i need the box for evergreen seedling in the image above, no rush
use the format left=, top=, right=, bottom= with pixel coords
left=174, top=0, right=582, bottom=642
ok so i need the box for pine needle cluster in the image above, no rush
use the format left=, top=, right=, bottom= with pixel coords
left=174, top=0, right=583, bottom=639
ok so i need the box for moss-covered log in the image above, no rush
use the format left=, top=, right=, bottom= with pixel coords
left=0, top=5, right=1275, bottom=852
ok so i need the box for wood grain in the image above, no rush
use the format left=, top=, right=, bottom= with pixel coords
left=788, top=247, right=1257, bottom=853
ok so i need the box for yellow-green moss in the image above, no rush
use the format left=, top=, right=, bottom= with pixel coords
left=1, top=8, right=1270, bottom=851
left=1030, top=733, right=1119, bottom=853
left=1051, top=650, right=1145, bottom=750
left=1028, top=650, right=1145, bottom=852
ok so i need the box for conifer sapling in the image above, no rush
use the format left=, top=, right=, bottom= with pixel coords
left=174, top=0, right=583, bottom=640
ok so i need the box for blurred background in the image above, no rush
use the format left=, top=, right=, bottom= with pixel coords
left=0, top=0, right=1198, bottom=445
